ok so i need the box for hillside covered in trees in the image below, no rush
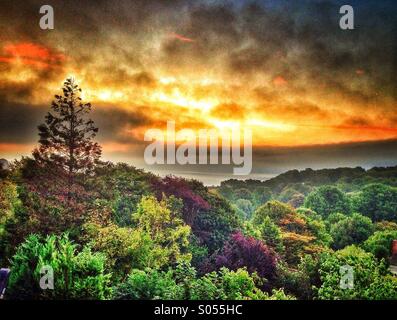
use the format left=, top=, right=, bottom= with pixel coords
left=1, top=79, right=397, bottom=300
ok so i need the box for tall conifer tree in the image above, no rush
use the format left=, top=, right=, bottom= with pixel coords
left=33, top=78, right=101, bottom=195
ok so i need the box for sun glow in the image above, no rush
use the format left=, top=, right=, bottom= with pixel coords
left=246, top=119, right=296, bottom=132
left=79, top=87, right=126, bottom=103
left=150, top=89, right=217, bottom=112
left=209, top=119, right=241, bottom=130
left=97, top=90, right=125, bottom=101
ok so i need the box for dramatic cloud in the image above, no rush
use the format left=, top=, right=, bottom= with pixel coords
left=0, top=100, right=45, bottom=143
left=0, top=42, right=65, bottom=68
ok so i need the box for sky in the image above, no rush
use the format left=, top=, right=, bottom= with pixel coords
left=0, top=0, right=396, bottom=185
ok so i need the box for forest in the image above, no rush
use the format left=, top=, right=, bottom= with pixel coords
left=1, top=79, right=397, bottom=300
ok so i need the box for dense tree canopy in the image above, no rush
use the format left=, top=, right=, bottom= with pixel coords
left=363, top=230, right=397, bottom=260
left=213, top=232, right=278, bottom=286
left=304, top=186, right=351, bottom=218
left=330, top=213, right=374, bottom=250
left=316, top=246, right=397, bottom=300
left=352, top=183, right=397, bottom=222
left=7, top=234, right=111, bottom=300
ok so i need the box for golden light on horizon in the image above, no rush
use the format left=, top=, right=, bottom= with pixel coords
left=149, top=89, right=217, bottom=113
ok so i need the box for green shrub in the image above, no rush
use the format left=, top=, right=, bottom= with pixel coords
left=363, top=230, right=397, bottom=260
left=112, top=268, right=183, bottom=300
left=304, top=186, right=351, bottom=218
left=330, top=213, right=374, bottom=249
left=316, top=245, right=392, bottom=300
left=7, top=234, right=111, bottom=299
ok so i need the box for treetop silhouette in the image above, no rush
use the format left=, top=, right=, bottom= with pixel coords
left=33, top=78, right=101, bottom=193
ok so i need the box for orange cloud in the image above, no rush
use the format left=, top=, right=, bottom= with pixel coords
left=0, top=42, right=65, bottom=69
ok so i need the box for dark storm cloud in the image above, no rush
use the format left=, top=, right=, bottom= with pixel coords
left=92, top=104, right=154, bottom=144
left=158, top=0, right=396, bottom=101
left=0, top=81, right=33, bottom=102
left=0, top=0, right=183, bottom=39
left=0, top=100, right=45, bottom=143
left=289, top=0, right=397, bottom=99
left=0, top=98, right=153, bottom=145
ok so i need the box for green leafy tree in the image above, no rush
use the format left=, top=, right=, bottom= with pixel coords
left=113, top=265, right=294, bottom=300
left=193, top=192, right=241, bottom=253
left=352, top=183, right=397, bottom=222
left=288, top=193, right=305, bottom=209
left=133, top=195, right=192, bottom=267
left=252, top=200, right=293, bottom=225
left=234, top=188, right=252, bottom=201
left=0, top=181, right=22, bottom=261
left=252, top=186, right=273, bottom=207
left=190, top=268, right=294, bottom=300
left=112, top=268, right=184, bottom=300
left=277, top=253, right=324, bottom=300
left=218, top=184, right=234, bottom=200
left=304, top=186, right=351, bottom=218
left=86, top=163, right=153, bottom=227
left=278, top=187, right=301, bottom=204
left=366, top=276, right=397, bottom=300
left=252, top=201, right=322, bottom=265
left=330, top=213, right=374, bottom=249
left=241, top=221, right=262, bottom=240
left=234, top=198, right=254, bottom=220
left=7, top=234, right=111, bottom=300
left=326, top=212, right=348, bottom=227
left=316, top=245, right=396, bottom=300
left=363, top=230, right=397, bottom=260
left=298, top=209, right=332, bottom=247
left=187, top=234, right=208, bottom=269
left=84, top=223, right=155, bottom=278
left=259, top=216, right=284, bottom=253
left=0, top=181, right=19, bottom=229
